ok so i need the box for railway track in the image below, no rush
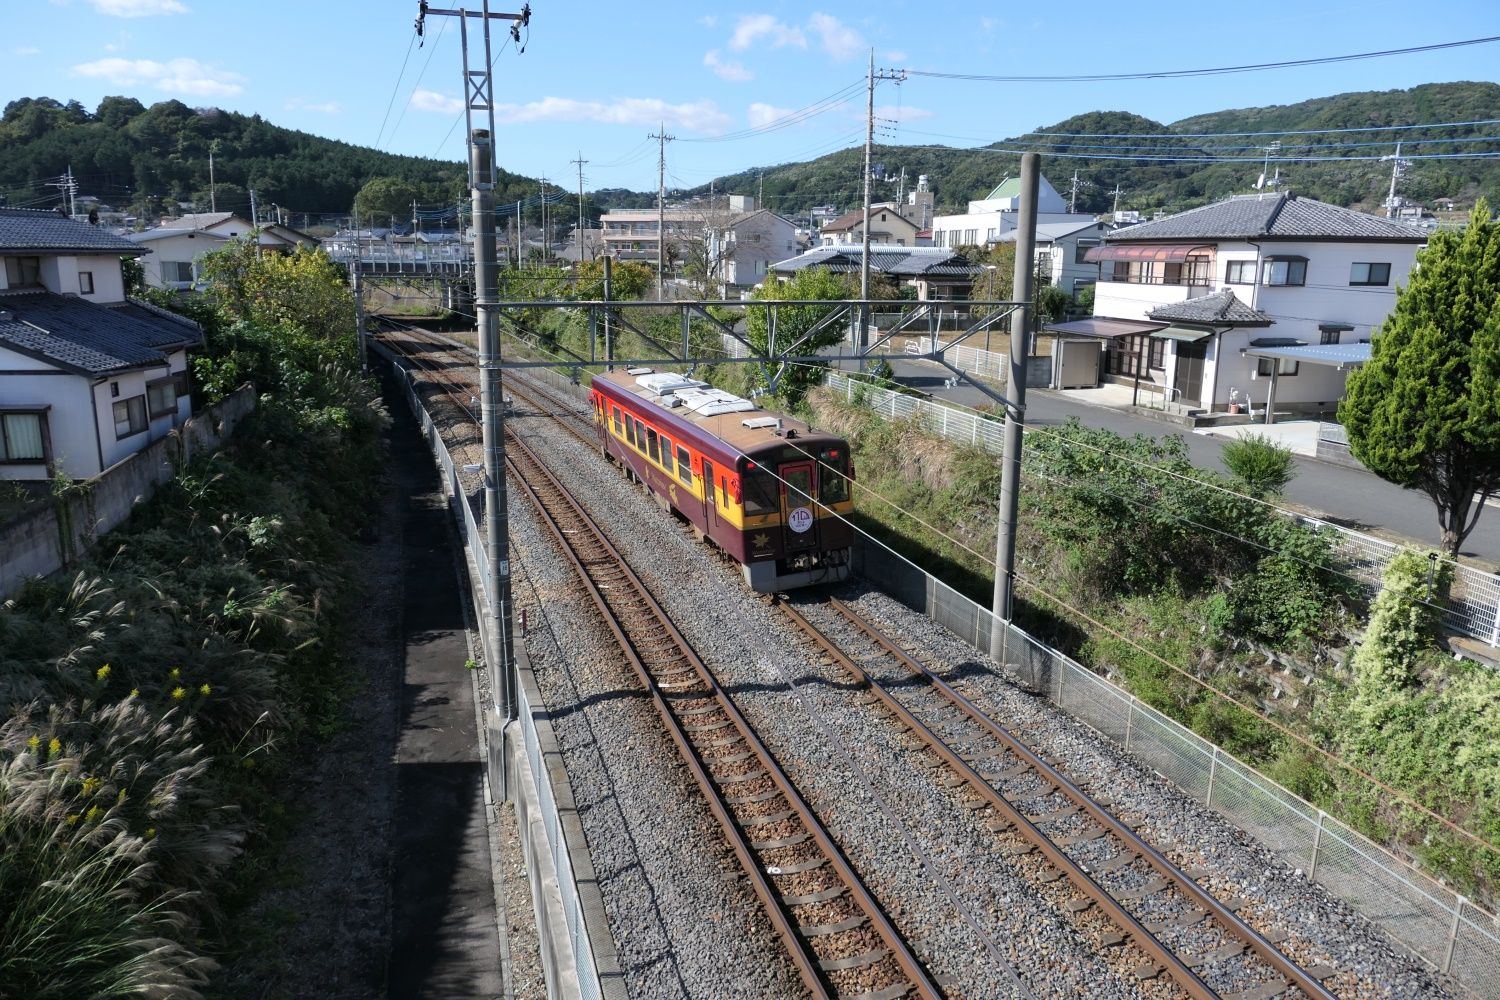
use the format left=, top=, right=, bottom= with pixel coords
left=376, top=323, right=945, bottom=999
left=779, top=596, right=1341, bottom=1000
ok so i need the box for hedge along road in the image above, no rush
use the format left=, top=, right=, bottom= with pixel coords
left=883, top=357, right=1500, bottom=564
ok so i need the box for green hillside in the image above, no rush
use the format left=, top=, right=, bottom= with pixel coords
left=0, top=96, right=563, bottom=222
left=686, top=82, right=1500, bottom=220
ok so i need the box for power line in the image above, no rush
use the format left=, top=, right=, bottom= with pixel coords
left=1016, top=116, right=1500, bottom=141
left=386, top=15, right=450, bottom=149
left=374, top=31, right=419, bottom=149
left=905, top=34, right=1500, bottom=83
left=678, top=81, right=865, bottom=143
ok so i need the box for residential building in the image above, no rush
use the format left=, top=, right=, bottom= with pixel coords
left=598, top=207, right=707, bottom=263
left=129, top=211, right=317, bottom=289
left=817, top=203, right=921, bottom=247
left=705, top=209, right=799, bottom=292
left=768, top=245, right=983, bottom=300
left=995, top=219, right=1108, bottom=295
left=1, top=208, right=199, bottom=480
left=931, top=174, right=1096, bottom=250
left=1048, top=192, right=1425, bottom=413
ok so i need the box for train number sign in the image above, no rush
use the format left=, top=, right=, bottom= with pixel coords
left=788, top=506, right=814, bottom=533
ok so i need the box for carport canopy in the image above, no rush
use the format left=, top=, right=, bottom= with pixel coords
left=1150, top=325, right=1214, bottom=343
left=1044, top=317, right=1166, bottom=338
left=1083, top=244, right=1213, bottom=263
left=1243, top=342, right=1372, bottom=368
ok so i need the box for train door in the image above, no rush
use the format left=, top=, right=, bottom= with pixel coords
left=701, top=458, right=720, bottom=532
left=779, top=460, right=818, bottom=553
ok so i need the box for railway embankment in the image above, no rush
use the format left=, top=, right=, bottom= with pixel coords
left=802, top=383, right=1500, bottom=915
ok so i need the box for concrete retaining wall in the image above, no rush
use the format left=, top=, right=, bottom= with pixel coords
left=0, top=385, right=256, bottom=597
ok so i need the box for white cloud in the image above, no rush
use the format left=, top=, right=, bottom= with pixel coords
left=411, top=89, right=463, bottom=114
left=89, top=0, right=188, bottom=16
left=748, top=102, right=796, bottom=128
left=493, top=96, right=730, bottom=134
left=884, top=50, right=908, bottom=63
left=703, top=49, right=752, bottom=82
left=808, top=12, right=863, bottom=61
left=72, top=56, right=242, bottom=96
left=288, top=96, right=341, bottom=114
left=13, top=46, right=41, bottom=57
left=729, top=14, right=805, bottom=51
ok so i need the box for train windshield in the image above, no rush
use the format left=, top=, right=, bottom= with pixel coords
left=818, top=449, right=849, bottom=504
left=741, top=467, right=779, bottom=516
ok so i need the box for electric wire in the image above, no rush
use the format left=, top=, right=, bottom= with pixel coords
left=374, top=31, right=419, bottom=149
left=904, top=34, right=1500, bottom=83
left=386, top=15, right=450, bottom=149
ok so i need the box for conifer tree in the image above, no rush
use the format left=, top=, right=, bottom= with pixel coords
left=1341, top=200, right=1500, bottom=555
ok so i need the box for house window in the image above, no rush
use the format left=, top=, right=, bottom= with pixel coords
left=1319, top=328, right=1342, bottom=345
left=79, top=270, right=95, bottom=295
left=965, top=229, right=978, bottom=245
left=1349, top=262, right=1391, bottom=286
left=4, top=256, right=41, bottom=287
left=1257, top=357, right=1300, bottom=377
left=1075, top=239, right=1100, bottom=264
left=1104, top=335, right=1163, bottom=377
left=1225, top=260, right=1257, bottom=284
left=147, top=377, right=177, bottom=417
left=0, top=411, right=46, bottom=462
left=1262, top=257, right=1307, bottom=286
left=113, top=395, right=148, bottom=439
left=163, top=261, right=194, bottom=284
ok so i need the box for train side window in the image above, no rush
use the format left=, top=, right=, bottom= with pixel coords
left=659, top=434, right=674, bottom=475
left=611, top=406, right=623, bottom=436
left=704, top=461, right=717, bottom=504
left=633, top=419, right=646, bottom=451
left=625, top=415, right=636, bottom=447
left=646, top=428, right=661, bottom=462
left=741, top=469, right=779, bottom=516
left=720, top=476, right=728, bottom=507
left=819, top=450, right=848, bottom=504
left=675, top=446, right=692, bottom=485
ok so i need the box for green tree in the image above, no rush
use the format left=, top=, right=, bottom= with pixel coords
left=352, top=176, right=423, bottom=224
left=1340, top=200, right=1500, bottom=555
left=198, top=241, right=355, bottom=343
left=1221, top=433, right=1297, bottom=497
left=746, top=268, right=855, bottom=405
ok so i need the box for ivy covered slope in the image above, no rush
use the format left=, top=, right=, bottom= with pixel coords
left=0, top=96, right=557, bottom=219
left=695, top=82, right=1500, bottom=217
left=0, top=242, right=387, bottom=997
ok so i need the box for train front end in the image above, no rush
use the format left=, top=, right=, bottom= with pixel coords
left=735, top=434, right=854, bottom=593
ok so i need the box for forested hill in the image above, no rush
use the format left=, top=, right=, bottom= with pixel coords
left=0, top=96, right=560, bottom=221
left=691, top=82, right=1500, bottom=220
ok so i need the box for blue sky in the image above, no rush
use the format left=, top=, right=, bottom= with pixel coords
left=4, top=0, right=1499, bottom=207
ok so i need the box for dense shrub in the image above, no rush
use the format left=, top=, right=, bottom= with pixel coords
left=1221, top=432, right=1297, bottom=497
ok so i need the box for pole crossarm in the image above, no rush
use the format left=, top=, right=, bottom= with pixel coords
left=934, top=304, right=1023, bottom=351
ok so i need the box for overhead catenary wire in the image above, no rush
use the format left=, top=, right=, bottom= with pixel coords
left=374, top=31, right=419, bottom=150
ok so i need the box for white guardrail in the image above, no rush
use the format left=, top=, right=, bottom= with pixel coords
left=827, top=372, right=1500, bottom=649
left=389, top=346, right=1500, bottom=997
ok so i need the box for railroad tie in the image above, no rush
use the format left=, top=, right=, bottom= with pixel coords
left=1088, top=851, right=1139, bottom=875
left=1111, top=877, right=1168, bottom=901
left=1220, top=980, right=1291, bottom=1000
left=1185, top=940, right=1249, bottom=970
left=726, top=787, right=783, bottom=806
left=1027, top=804, right=1079, bottom=824
left=715, top=769, right=767, bottom=786
left=797, top=913, right=869, bottom=936
left=753, top=832, right=812, bottom=851
left=845, top=983, right=915, bottom=1000
left=781, top=885, right=849, bottom=906
left=817, top=949, right=890, bottom=973
left=765, top=857, right=829, bottom=876
left=1054, top=826, right=1108, bottom=847
left=738, top=809, right=795, bottom=829
left=1145, top=908, right=1208, bottom=932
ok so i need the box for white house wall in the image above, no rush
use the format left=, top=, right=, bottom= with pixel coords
left=0, top=344, right=100, bottom=480
left=7, top=253, right=126, bottom=301
left=140, top=233, right=224, bottom=289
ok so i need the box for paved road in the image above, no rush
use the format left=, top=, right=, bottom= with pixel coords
left=885, top=358, right=1500, bottom=564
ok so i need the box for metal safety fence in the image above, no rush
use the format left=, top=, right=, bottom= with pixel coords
left=856, top=541, right=1500, bottom=994
left=828, top=372, right=1500, bottom=649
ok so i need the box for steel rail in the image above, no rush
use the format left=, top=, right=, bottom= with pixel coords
left=816, top=593, right=1344, bottom=1000
left=376, top=327, right=943, bottom=1000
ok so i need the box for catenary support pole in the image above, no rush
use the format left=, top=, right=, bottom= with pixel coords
left=860, top=49, right=875, bottom=358
left=472, top=130, right=516, bottom=735
left=990, top=152, right=1039, bottom=657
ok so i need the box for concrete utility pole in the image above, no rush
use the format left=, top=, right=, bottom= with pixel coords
left=209, top=140, right=220, bottom=212
left=416, top=0, right=531, bottom=798
left=990, top=152, right=1039, bottom=651
left=860, top=54, right=907, bottom=354
left=1383, top=142, right=1409, bottom=218
left=249, top=187, right=259, bottom=227
left=650, top=124, right=675, bottom=298
left=571, top=151, right=588, bottom=261
left=353, top=209, right=367, bottom=370
left=1111, top=184, right=1122, bottom=215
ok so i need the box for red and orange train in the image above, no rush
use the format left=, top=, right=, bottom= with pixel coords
left=590, top=368, right=854, bottom=592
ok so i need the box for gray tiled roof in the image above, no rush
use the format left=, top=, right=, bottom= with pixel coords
left=770, top=245, right=981, bottom=277
left=0, top=208, right=145, bottom=254
left=1108, top=193, right=1427, bottom=243
left=1148, top=289, right=1272, bottom=326
left=0, top=291, right=200, bottom=374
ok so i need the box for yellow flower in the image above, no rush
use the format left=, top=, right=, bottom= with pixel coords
left=145, top=827, right=156, bottom=838
left=66, top=814, right=80, bottom=826
left=96, top=664, right=111, bottom=681
left=129, top=688, right=140, bottom=698
left=26, top=735, right=40, bottom=753
left=171, top=686, right=186, bottom=701
left=170, top=667, right=181, bottom=679
left=81, top=776, right=101, bottom=795
left=199, top=683, right=211, bottom=696
left=85, top=805, right=101, bottom=824
left=48, top=737, right=62, bottom=757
